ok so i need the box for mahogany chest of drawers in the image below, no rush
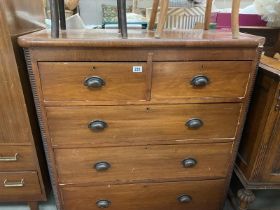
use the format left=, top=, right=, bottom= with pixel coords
left=19, top=29, right=264, bottom=210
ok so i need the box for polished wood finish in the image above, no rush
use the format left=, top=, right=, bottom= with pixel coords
left=231, top=55, right=280, bottom=210
left=155, top=0, right=169, bottom=38
left=152, top=61, right=252, bottom=99
left=39, top=62, right=147, bottom=102
left=0, top=146, right=36, bottom=171
left=0, top=1, right=48, bottom=209
left=62, top=179, right=226, bottom=210
left=46, top=104, right=241, bottom=147
left=19, top=29, right=263, bottom=210
left=0, top=172, right=41, bottom=201
left=55, top=143, right=232, bottom=185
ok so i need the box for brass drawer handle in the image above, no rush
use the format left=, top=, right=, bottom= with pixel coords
left=94, top=161, right=111, bottom=172
left=84, top=76, right=105, bottom=88
left=96, top=200, right=111, bottom=208
left=182, top=158, right=197, bottom=168
left=186, top=118, right=203, bottom=129
left=88, top=120, right=108, bottom=132
left=178, top=195, right=192, bottom=203
left=0, top=153, right=19, bottom=162
left=191, top=75, right=209, bottom=88
left=4, top=179, right=24, bottom=188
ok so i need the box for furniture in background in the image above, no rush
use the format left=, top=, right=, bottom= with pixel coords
left=19, top=24, right=264, bottom=210
left=149, top=0, right=241, bottom=38
left=230, top=55, right=280, bottom=210
left=0, top=1, right=50, bottom=210
left=240, top=27, right=280, bottom=57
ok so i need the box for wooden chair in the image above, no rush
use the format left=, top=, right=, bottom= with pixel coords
left=149, top=0, right=241, bottom=39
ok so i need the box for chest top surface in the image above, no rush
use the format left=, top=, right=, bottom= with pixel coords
left=18, top=29, right=265, bottom=48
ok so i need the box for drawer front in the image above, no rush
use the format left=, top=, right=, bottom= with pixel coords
left=55, top=143, right=232, bottom=185
left=47, top=104, right=241, bottom=147
left=38, top=62, right=147, bottom=102
left=0, top=146, right=36, bottom=171
left=152, top=61, right=252, bottom=99
left=62, top=179, right=225, bottom=210
left=0, top=172, right=42, bottom=201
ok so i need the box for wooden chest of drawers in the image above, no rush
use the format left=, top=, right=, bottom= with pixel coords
left=19, top=29, right=264, bottom=210
left=0, top=1, right=49, bottom=209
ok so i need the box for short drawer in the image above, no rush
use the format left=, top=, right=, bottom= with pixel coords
left=47, top=103, right=241, bottom=147
left=38, top=62, right=147, bottom=102
left=152, top=61, right=252, bottom=99
left=0, top=171, right=42, bottom=201
left=55, top=143, right=232, bottom=185
left=61, top=179, right=225, bottom=210
left=0, top=146, right=36, bottom=171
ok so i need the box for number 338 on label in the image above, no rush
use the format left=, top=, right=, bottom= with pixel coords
left=132, top=66, right=143, bottom=73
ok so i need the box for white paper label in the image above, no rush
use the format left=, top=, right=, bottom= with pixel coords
left=132, top=66, right=143, bottom=73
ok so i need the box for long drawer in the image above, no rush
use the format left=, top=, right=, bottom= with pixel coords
left=0, top=171, right=42, bottom=201
left=47, top=103, right=241, bottom=147
left=0, top=146, right=36, bottom=171
left=152, top=61, right=252, bottom=99
left=55, top=143, right=232, bottom=185
left=61, top=179, right=225, bottom=210
left=38, top=62, right=147, bottom=102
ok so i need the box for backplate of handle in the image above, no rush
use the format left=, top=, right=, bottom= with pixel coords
left=186, top=118, right=203, bottom=129
left=84, top=76, right=105, bottom=88
left=177, top=194, right=192, bottom=203
left=0, top=153, right=19, bottom=162
left=94, top=161, right=111, bottom=171
left=4, top=179, right=24, bottom=188
left=96, top=200, right=111, bottom=208
left=191, top=75, right=209, bottom=88
left=182, top=158, right=197, bottom=168
left=88, top=120, right=108, bottom=131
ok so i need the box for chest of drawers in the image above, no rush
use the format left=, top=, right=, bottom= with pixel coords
left=19, top=29, right=264, bottom=210
left=0, top=1, right=49, bottom=209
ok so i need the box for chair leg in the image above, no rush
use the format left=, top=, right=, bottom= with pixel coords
left=155, top=0, right=169, bottom=38
left=117, top=0, right=122, bottom=33
left=231, top=0, right=241, bottom=39
left=148, top=0, right=160, bottom=30
left=50, top=0, right=59, bottom=38
left=204, top=0, right=213, bottom=30
left=119, top=0, right=128, bottom=39
left=58, top=0, right=66, bottom=30
left=28, top=202, right=39, bottom=210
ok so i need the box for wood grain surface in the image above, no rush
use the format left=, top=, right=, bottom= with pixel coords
left=61, top=179, right=225, bottom=210
left=46, top=104, right=241, bottom=147
left=55, top=143, right=232, bottom=185
left=152, top=61, right=252, bottom=99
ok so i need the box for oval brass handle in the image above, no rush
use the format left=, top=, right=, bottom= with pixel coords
left=94, top=162, right=111, bottom=172
left=84, top=76, right=105, bottom=88
left=96, top=200, right=111, bottom=208
left=0, top=153, right=18, bottom=162
left=182, top=158, right=197, bottom=168
left=191, top=75, right=209, bottom=87
left=186, top=118, right=203, bottom=129
left=88, top=120, right=107, bottom=131
left=4, top=179, right=24, bottom=188
left=178, top=195, right=192, bottom=203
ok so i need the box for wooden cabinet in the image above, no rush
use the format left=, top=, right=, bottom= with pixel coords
left=18, top=29, right=264, bottom=210
left=0, top=1, right=49, bottom=210
left=232, top=55, right=280, bottom=210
